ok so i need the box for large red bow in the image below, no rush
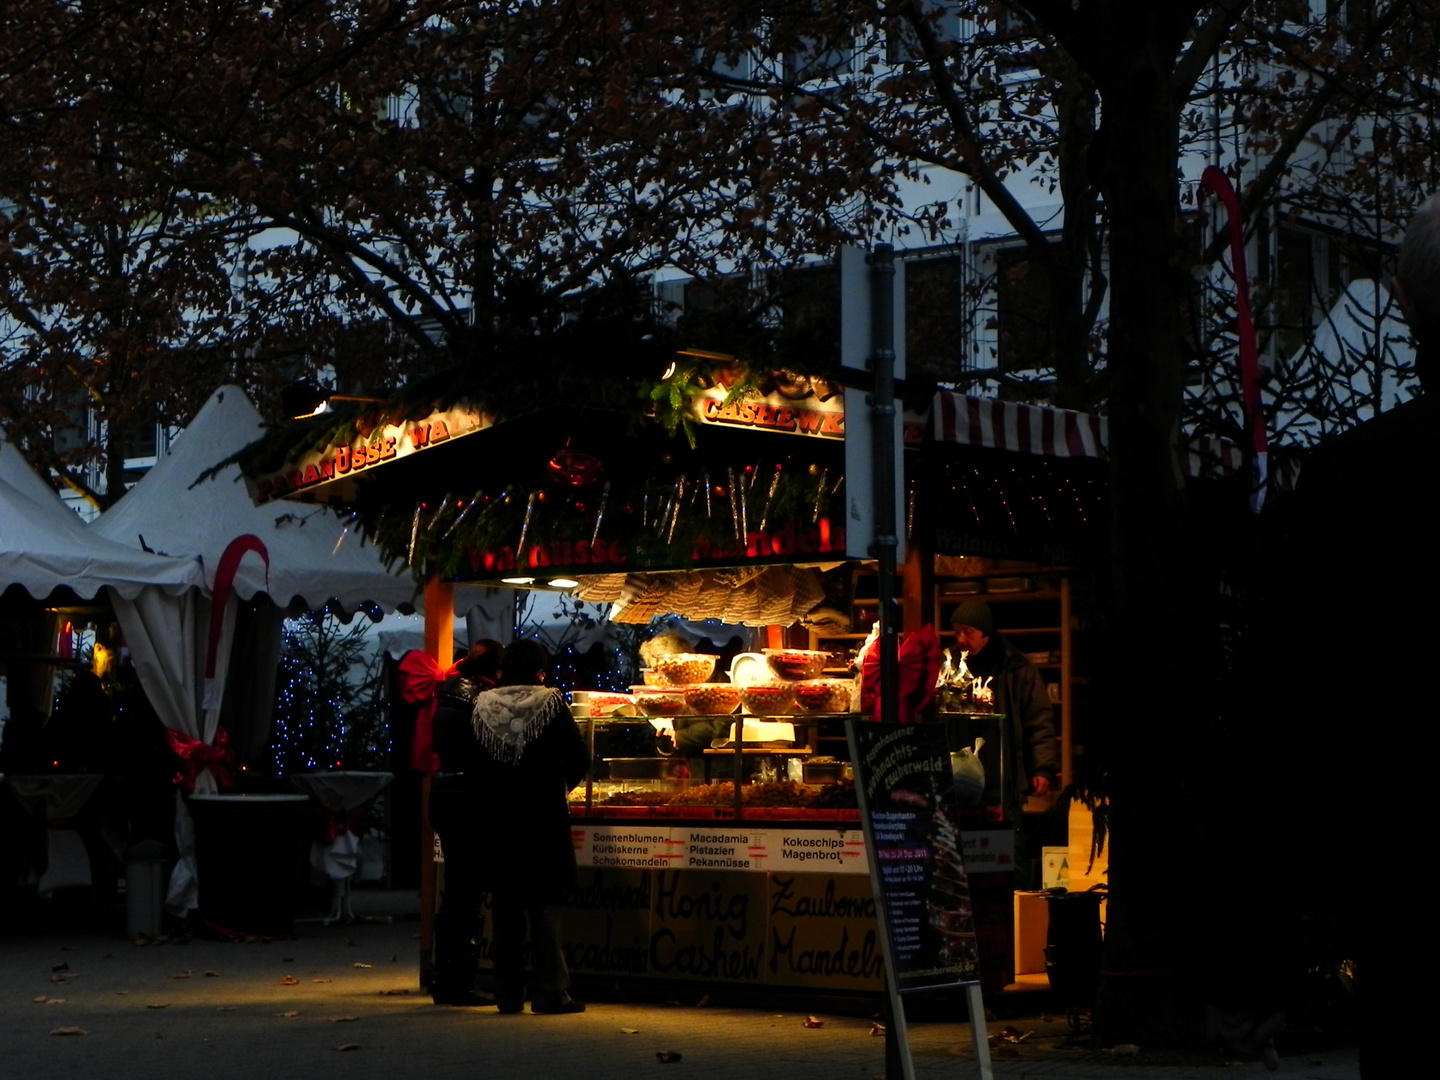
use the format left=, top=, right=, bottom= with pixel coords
left=861, top=624, right=942, bottom=724
left=397, top=651, right=459, bottom=773
left=167, top=726, right=236, bottom=792
left=314, top=804, right=370, bottom=844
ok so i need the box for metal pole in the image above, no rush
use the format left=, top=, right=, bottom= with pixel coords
left=871, top=243, right=900, bottom=726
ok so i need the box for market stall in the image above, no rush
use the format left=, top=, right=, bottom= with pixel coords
left=235, top=368, right=1024, bottom=996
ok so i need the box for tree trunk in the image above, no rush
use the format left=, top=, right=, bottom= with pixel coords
left=1089, top=34, right=1208, bottom=1050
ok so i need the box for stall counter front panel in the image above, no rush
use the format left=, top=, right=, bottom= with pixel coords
left=452, top=819, right=1015, bottom=994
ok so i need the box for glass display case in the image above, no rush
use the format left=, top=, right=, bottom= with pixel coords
left=571, top=707, right=860, bottom=821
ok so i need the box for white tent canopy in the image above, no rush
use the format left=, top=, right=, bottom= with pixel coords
left=1, top=436, right=205, bottom=601
left=92, top=385, right=420, bottom=615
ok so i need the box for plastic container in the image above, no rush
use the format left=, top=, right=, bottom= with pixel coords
left=683, top=683, right=741, bottom=715
left=793, top=679, right=854, bottom=713
left=187, top=794, right=310, bottom=938
left=649, top=653, right=717, bottom=686
left=124, top=839, right=169, bottom=939
left=737, top=681, right=797, bottom=715
left=762, top=648, right=830, bottom=681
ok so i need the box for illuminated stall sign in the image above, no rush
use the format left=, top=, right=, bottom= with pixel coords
left=690, top=370, right=845, bottom=441
left=463, top=518, right=846, bottom=579
left=249, top=404, right=492, bottom=504
left=689, top=375, right=927, bottom=446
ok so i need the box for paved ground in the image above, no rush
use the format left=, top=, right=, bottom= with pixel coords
left=0, top=891, right=1359, bottom=1080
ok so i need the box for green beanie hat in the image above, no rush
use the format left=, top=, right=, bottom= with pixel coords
left=949, top=599, right=995, bottom=637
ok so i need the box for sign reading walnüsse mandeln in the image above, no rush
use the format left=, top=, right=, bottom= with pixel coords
left=248, top=403, right=492, bottom=505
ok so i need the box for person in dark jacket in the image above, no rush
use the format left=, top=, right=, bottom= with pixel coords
left=950, top=599, right=1059, bottom=804
left=468, top=639, right=588, bottom=1014
left=428, top=639, right=503, bottom=1006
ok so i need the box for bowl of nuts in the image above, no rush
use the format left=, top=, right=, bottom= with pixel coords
left=793, top=679, right=854, bottom=713
left=682, top=683, right=741, bottom=715
left=629, top=687, right=688, bottom=717
left=650, top=653, right=717, bottom=686
left=737, top=681, right=798, bottom=715
left=762, top=648, right=830, bottom=681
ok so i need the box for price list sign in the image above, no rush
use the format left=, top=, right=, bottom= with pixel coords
left=846, top=720, right=980, bottom=992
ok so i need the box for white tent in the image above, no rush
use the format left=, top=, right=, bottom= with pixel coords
left=89, top=386, right=428, bottom=913
left=1273, top=279, right=1419, bottom=446
left=1, top=436, right=205, bottom=602
left=92, top=385, right=419, bottom=614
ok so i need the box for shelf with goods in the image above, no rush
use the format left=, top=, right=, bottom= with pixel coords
left=933, top=564, right=1083, bottom=810
left=578, top=709, right=860, bottom=822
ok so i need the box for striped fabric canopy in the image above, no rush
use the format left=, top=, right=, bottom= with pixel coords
left=930, top=391, right=1248, bottom=481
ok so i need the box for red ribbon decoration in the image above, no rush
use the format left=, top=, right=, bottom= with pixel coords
left=167, top=726, right=236, bottom=792
left=1200, top=165, right=1269, bottom=512
left=314, top=804, right=370, bottom=844
left=397, top=650, right=459, bottom=773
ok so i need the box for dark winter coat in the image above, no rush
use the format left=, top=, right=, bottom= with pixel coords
left=966, top=636, right=1059, bottom=802
left=434, top=685, right=587, bottom=902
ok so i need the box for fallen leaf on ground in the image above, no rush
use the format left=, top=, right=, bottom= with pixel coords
left=620, top=1027, right=639, bottom=1034
left=147, top=1003, right=171, bottom=1010
left=803, top=1016, right=824, bottom=1028
left=280, top=975, right=300, bottom=985
left=312, top=978, right=333, bottom=984
left=50, top=1026, right=86, bottom=1036
left=869, top=1023, right=885, bottom=1037
left=34, top=996, right=66, bottom=1005
left=695, top=994, right=711, bottom=1007
left=216, top=1007, right=236, bottom=1012
left=993, top=1026, right=1034, bottom=1044
left=277, top=1011, right=300, bottom=1019
left=51, top=963, right=69, bottom=972
left=352, top=963, right=372, bottom=969
left=334, top=1044, right=361, bottom=1052
left=115, top=991, right=129, bottom=996
left=327, top=1016, right=359, bottom=1023
left=379, top=988, right=410, bottom=996
left=50, top=974, right=77, bottom=983
left=173, top=971, right=192, bottom=979
left=655, top=1050, right=682, bottom=1063
left=204, top=971, right=223, bottom=978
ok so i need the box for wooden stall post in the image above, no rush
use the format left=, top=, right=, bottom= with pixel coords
left=418, top=575, right=454, bottom=990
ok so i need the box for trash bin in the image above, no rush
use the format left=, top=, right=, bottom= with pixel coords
left=1044, top=888, right=1105, bottom=1008
left=188, top=794, right=310, bottom=937
left=124, top=839, right=169, bottom=939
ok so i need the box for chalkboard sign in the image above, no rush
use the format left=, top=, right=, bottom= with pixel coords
left=846, top=720, right=981, bottom=992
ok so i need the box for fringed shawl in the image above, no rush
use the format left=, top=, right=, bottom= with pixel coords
left=471, top=685, right=568, bottom=764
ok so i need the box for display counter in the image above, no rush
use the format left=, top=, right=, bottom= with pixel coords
left=464, top=710, right=1015, bottom=994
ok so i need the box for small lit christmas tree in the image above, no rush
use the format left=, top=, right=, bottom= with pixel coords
left=267, top=609, right=388, bottom=774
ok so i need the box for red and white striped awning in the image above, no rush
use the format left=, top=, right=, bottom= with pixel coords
left=930, top=391, right=1248, bottom=481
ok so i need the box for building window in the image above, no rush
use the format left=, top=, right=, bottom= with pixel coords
left=904, top=254, right=971, bottom=382
left=994, top=246, right=1053, bottom=374
left=885, top=1, right=962, bottom=65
